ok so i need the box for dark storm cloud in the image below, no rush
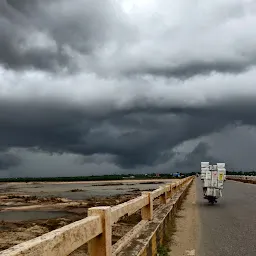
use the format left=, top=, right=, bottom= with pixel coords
left=173, top=142, right=224, bottom=172
left=0, top=98, right=240, bottom=169
left=98, top=101, right=256, bottom=168
left=0, top=152, right=21, bottom=170
left=1, top=73, right=256, bottom=170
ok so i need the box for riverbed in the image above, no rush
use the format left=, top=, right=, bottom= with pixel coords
left=0, top=179, right=175, bottom=253
left=0, top=179, right=171, bottom=200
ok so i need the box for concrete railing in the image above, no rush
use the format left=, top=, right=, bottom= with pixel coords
left=227, top=175, right=256, bottom=184
left=0, top=177, right=193, bottom=256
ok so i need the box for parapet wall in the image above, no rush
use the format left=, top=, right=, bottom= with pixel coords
left=115, top=179, right=193, bottom=256
left=227, top=175, right=256, bottom=184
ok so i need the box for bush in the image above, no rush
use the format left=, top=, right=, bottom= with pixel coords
left=157, top=245, right=169, bottom=256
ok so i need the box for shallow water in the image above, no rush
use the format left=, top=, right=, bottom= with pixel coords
left=0, top=211, right=71, bottom=221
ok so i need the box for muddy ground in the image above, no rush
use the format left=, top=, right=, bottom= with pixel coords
left=0, top=181, right=165, bottom=255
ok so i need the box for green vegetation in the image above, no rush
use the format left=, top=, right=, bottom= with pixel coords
left=157, top=245, right=169, bottom=256
left=0, top=172, right=194, bottom=183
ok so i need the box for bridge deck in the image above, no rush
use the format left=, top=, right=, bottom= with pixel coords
left=197, top=179, right=256, bottom=256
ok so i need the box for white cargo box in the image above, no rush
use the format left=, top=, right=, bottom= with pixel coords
left=211, top=171, right=218, bottom=187
left=201, top=167, right=208, bottom=180
left=212, top=171, right=218, bottom=180
left=201, top=173, right=206, bottom=180
left=209, top=165, right=214, bottom=171
left=205, top=187, right=213, bottom=196
left=218, top=180, right=224, bottom=189
left=201, top=162, right=209, bottom=167
left=213, top=188, right=222, bottom=198
left=217, top=167, right=226, bottom=172
left=203, top=179, right=211, bottom=187
left=205, top=171, right=212, bottom=180
left=217, top=163, right=225, bottom=168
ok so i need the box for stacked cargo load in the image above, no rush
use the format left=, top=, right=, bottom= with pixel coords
left=200, top=162, right=209, bottom=180
left=203, top=162, right=226, bottom=201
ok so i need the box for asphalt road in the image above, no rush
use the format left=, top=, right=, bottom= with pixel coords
left=197, top=179, right=256, bottom=256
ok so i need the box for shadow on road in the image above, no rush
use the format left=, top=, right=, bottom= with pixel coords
left=196, top=201, right=226, bottom=209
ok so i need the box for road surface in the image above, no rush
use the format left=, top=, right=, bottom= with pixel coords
left=197, top=179, right=256, bottom=256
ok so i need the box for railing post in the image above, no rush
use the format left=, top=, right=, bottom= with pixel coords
left=178, top=181, right=182, bottom=191
left=173, top=184, right=176, bottom=194
left=141, top=192, right=153, bottom=220
left=167, top=184, right=172, bottom=198
left=160, top=186, right=168, bottom=204
left=88, top=206, right=112, bottom=256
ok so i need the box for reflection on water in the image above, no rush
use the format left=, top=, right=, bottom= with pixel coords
left=0, top=211, right=71, bottom=221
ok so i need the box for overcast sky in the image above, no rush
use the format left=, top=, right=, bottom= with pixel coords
left=1, top=0, right=256, bottom=177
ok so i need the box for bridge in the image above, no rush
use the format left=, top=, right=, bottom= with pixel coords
left=0, top=175, right=255, bottom=256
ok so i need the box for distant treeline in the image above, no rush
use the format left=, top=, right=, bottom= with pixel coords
left=0, top=173, right=194, bottom=183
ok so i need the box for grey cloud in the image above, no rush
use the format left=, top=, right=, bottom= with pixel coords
left=4, top=149, right=122, bottom=177
left=1, top=0, right=126, bottom=72
left=103, top=0, right=256, bottom=79
left=0, top=3, right=71, bottom=71
left=173, top=142, right=224, bottom=172
left=0, top=152, right=22, bottom=170
left=124, top=59, right=255, bottom=79
left=204, top=125, right=256, bottom=171
left=1, top=0, right=256, bottom=78
left=76, top=154, right=115, bottom=165
left=1, top=0, right=256, bottom=177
